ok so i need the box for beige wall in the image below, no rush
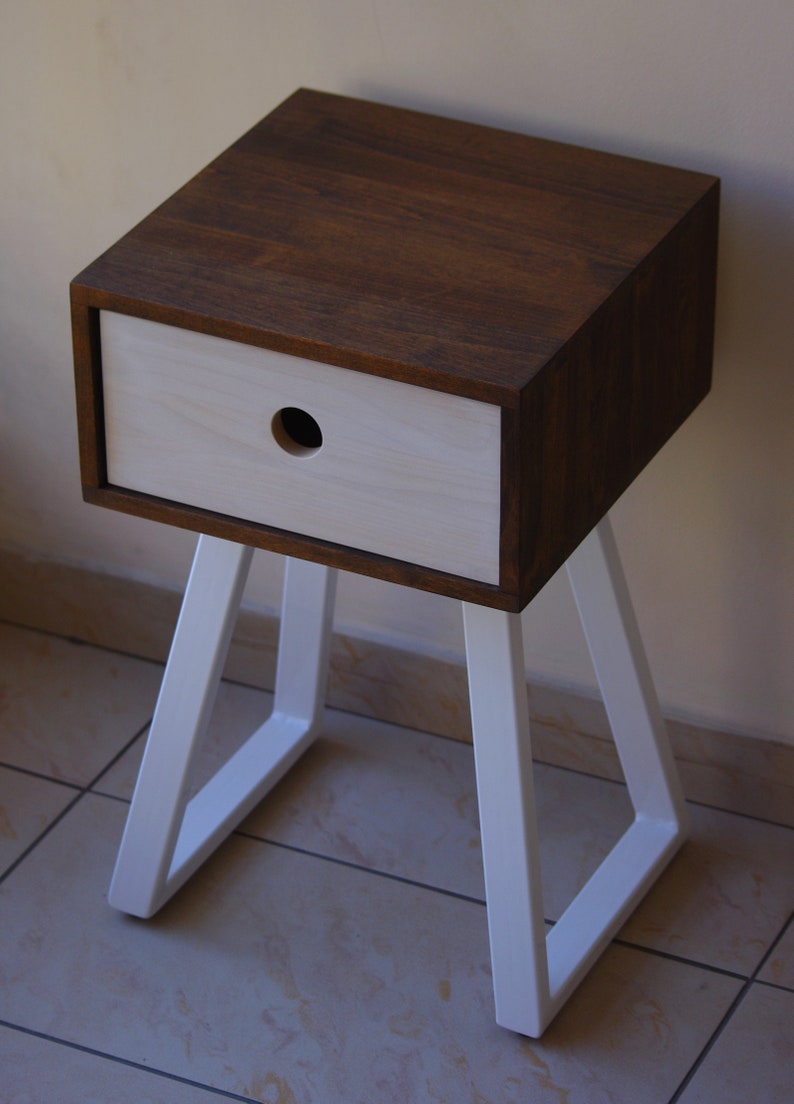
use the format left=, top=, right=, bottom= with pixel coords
left=1, top=1, right=792, bottom=743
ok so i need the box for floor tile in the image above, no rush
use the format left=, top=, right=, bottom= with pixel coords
left=619, top=804, right=794, bottom=974
left=677, top=983, right=794, bottom=1104
left=758, top=915, right=794, bottom=989
left=98, top=682, right=635, bottom=915
left=1, top=792, right=742, bottom=1104
left=0, top=1024, right=241, bottom=1104
left=243, top=705, right=489, bottom=898
left=0, top=624, right=162, bottom=785
left=92, top=679, right=273, bottom=802
left=98, top=681, right=794, bottom=980
left=245, top=710, right=639, bottom=920
left=0, top=766, right=75, bottom=874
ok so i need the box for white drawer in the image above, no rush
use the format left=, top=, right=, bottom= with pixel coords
left=100, top=312, right=502, bottom=583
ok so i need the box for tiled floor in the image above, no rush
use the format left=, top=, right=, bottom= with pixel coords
left=1, top=620, right=793, bottom=1103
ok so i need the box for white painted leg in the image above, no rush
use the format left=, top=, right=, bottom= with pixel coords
left=462, top=604, right=551, bottom=1038
left=565, top=516, right=688, bottom=829
left=547, top=515, right=689, bottom=1004
left=109, top=539, right=337, bottom=918
left=463, top=514, right=688, bottom=1037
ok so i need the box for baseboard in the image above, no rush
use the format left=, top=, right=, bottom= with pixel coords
left=2, top=546, right=792, bottom=828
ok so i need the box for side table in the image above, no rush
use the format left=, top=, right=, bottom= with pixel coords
left=71, top=89, right=719, bottom=1037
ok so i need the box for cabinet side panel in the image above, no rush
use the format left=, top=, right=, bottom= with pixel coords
left=518, top=184, right=719, bottom=605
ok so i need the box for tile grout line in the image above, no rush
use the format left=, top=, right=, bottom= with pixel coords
left=5, top=616, right=794, bottom=833
left=77, top=785, right=787, bottom=992
left=0, top=615, right=170, bottom=673
left=0, top=789, right=86, bottom=887
left=86, top=718, right=153, bottom=791
left=6, top=749, right=792, bottom=1095
left=753, top=976, right=794, bottom=995
left=666, top=904, right=794, bottom=1102
left=0, top=1019, right=258, bottom=1102
left=3, top=619, right=792, bottom=1095
left=0, top=721, right=152, bottom=887
left=610, top=937, right=749, bottom=984
left=12, top=773, right=783, bottom=1061
left=666, top=979, right=754, bottom=1104
left=0, top=760, right=83, bottom=790
left=75, top=787, right=776, bottom=988
left=748, top=905, right=794, bottom=986
left=234, top=829, right=490, bottom=908
left=5, top=704, right=789, bottom=1002
left=0, top=710, right=149, bottom=793
left=14, top=765, right=773, bottom=1000
left=235, top=830, right=775, bottom=989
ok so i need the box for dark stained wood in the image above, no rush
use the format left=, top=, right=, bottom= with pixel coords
left=70, top=301, right=105, bottom=488
left=71, top=89, right=719, bottom=611
left=516, top=187, right=719, bottom=606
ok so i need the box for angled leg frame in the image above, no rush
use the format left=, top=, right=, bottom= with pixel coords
left=109, top=535, right=338, bottom=918
left=110, top=517, right=685, bottom=1038
left=463, top=516, right=689, bottom=1037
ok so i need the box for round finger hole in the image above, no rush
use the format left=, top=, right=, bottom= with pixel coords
left=271, top=406, right=323, bottom=457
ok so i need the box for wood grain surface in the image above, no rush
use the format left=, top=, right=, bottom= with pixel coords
left=72, top=89, right=719, bottom=610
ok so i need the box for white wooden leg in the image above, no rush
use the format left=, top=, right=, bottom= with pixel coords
left=462, top=604, right=551, bottom=1038
left=463, top=515, right=688, bottom=1036
left=109, top=538, right=337, bottom=918
left=565, top=516, right=688, bottom=829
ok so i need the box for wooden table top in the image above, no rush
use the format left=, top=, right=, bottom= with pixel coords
left=72, top=88, right=718, bottom=407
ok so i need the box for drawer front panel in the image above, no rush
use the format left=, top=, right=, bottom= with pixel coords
left=100, top=312, right=502, bottom=583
